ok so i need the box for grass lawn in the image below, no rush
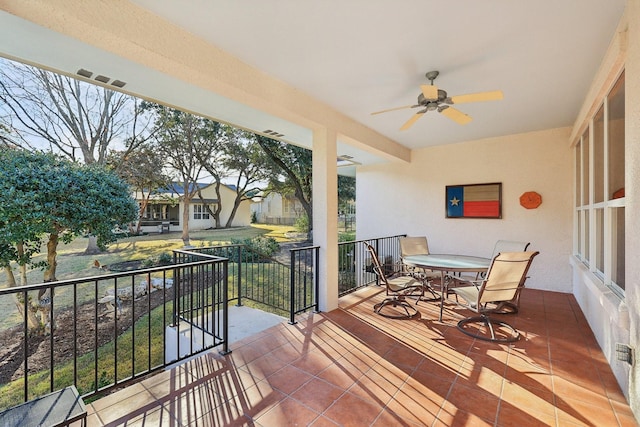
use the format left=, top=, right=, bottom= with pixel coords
left=0, top=224, right=300, bottom=325
left=0, top=224, right=299, bottom=286
left=0, top=223, right=347, bottom=410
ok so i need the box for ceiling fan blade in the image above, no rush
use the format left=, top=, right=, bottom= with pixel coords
left=420, top=84, right=438, bottom=100
left=400, top=112, right=424, bottom=131
left=440, top=106, right=472, bottom=125
left=371, top=104, right=415, bottom=115
left=450, top=90, right=503, bottom=104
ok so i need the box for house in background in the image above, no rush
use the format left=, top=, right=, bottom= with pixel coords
left=135, top=182, right=252, bottom=233
left=250, top=192, right=304, bottom=226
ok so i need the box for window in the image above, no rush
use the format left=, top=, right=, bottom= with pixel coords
left=193, top=204, right=210, bottom=220
left=574, top=71, right=625, bottom=295
left=142, top=204, right=169, bottom=220
left=284, top=198, right=299, bottom=215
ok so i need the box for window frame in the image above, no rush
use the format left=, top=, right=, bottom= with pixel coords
left=193, top=203, right=210, bottom=220
left=574, top=70, right=625, bottom=298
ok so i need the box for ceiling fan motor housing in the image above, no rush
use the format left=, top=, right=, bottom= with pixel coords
left=418, top=89, right=448, bottom=104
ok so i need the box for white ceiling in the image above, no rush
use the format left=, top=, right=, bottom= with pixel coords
left=0, top=1, right=627, bottom=171
left=130, top=0, right=625, bottom=148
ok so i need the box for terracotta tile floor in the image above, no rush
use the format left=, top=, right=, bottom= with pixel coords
left=84, top=287, right=638, bottom=426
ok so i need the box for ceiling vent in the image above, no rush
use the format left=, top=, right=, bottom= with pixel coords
left=337, top=155, right=359, bottom=167
left=76, top=68, right=93, bottom=78
left=76, top=69, right=127, bottom=88
left=94, top=75, right=110, bottom=84
left=263, top=129, right=285, bottom=138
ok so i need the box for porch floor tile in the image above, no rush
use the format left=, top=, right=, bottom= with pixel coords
left=85, top=287, right=637, bottom=426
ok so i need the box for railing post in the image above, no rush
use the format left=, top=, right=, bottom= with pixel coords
left=289, top=249, right=296, bottom=325
left=22, top=290, right=28, bottom=402
left=220, top=260, right=231, bottom=355
left=236, top=245, right=243, bottom=307
left=172, top=261, right=180, bottom=327
left=48, top=283, right=54, bottom=393
left=314, top=246, right=320, bottom=313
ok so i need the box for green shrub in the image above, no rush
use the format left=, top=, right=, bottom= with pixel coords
left=339, top=232, right=356, bottom=242
left=231, top=236, right=279, bottom=259
left=295, top=214, right=309, bottom=233
left=250, top=211, right=258, bottom=223
left=142, top=252, right=173, bottom=267
left=157, top=252, right=172, bottom=265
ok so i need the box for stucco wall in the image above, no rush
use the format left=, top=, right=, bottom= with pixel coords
left=357, top=127, right=574, bottom=293
left=174, top=185, right=252, bottom=231
left=624, top=0, right=639, bottom=413
left=567, top=1, right=637, bottom=405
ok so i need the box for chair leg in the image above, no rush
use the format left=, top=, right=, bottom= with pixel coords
left=456, top=314, right=520, bottom=343
left=489, top=289, right=522, bottom=314
left=373, top=297, right=418, bottom=319
left=420, top=282, right=440, bottom=302
left=491, top=301, right=518, bottom=314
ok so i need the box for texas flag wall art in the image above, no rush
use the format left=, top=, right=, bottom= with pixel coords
left=446, top=183, right=502, bottom=219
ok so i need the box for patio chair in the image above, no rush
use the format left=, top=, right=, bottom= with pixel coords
left=451, top=251, right=539, bottom=342
left=485, top=240, right=531, bottom=313
left=490, top=240, right=530, bottom=260
left=365, top=242, right=424, bottom=318
left=399, top=236, right=440, bottom=300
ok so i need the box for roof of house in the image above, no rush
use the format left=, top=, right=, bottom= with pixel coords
left=157, top=182, right=237, bottom=195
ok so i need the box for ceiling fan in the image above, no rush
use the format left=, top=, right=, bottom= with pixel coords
left=371, top=71, right=503, bottom=131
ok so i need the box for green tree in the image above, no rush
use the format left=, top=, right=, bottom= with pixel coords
left=107, top=146, right=172, bottom=234
left=144, top=104, right=221, bottom=245
left=0, top=58, right=155, bottom=254
left=219, top=130, right=271, bottom=228
left=257, top=136, right=313, bottom=231
left=0, top=149, right=138, bottom=331
left=338, top=175, right=356, bottom=213
left=257, top=137, right=356, bottom=234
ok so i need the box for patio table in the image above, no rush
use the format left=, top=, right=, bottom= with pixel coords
left=402, top=254, right=491, bottom=321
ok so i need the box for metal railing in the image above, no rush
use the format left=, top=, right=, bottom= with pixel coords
left=338, top=234, right=406, bottom=295
left=289, top=245, right=319, bottom=324
left=0, top=234, right=407, bottom=411
left=0, top=249, right=228, bottom=410
left=185, top=244, right=320, bottom=324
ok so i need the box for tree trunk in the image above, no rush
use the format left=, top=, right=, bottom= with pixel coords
left=225, top=198, right=242, bottom=228
left=84, top=235, right=102, bottom=255
left=297, top=195, right=313, bottom=233
left=5, top=267, right=41, bottom=331
left=19, top=263, right=27, bottom=288
left=16, top=242, right=28, bottom=286
left=43, top=233, right=59, bottom=282
left=181, top=195, right=191, bottom=246
left=4, top=265, right=16, bottom=287
left=198, top=185, right=222, bottom=229
left=136, top=196, right=151, bottom=234
left=16, top=295, right=41, bottom=331
left=41, top=232, right=57, bottom=333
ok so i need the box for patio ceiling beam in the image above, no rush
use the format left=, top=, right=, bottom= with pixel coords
left=0, top=0, right=410, bottom=164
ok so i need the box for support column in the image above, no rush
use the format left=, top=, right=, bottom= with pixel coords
left=312, top=127, right=339, bottom=312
